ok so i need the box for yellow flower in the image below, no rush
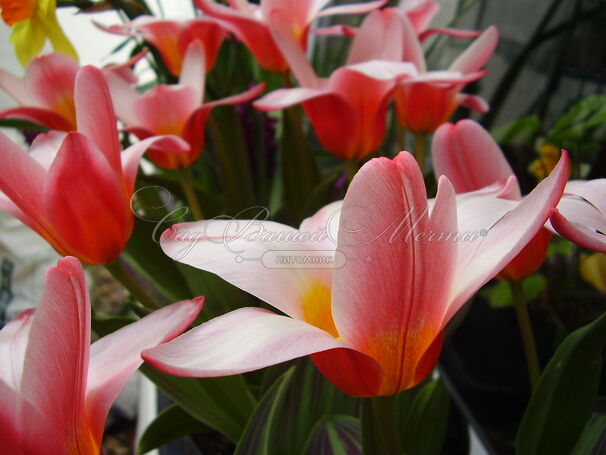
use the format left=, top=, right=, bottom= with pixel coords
left=529, top=144, right=561, bottom=181
left=0, top=0, right=78, bottom=66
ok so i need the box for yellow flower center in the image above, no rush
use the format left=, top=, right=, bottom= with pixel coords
left=302, top=283, right=339, bottom=338
left=0, top=0, right=36, bottom=26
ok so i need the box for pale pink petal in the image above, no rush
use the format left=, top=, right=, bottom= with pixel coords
left=299, top=200, right=342, bottom=250
left=160, top=219, right=331, bottom=319
left=75, top=66, right=122, bottom=175
left=28, top=131, right=65, bottom=170
left=0, top=68, right=33, bottom=105
left=179, top=40, right=206, bottom=104
left=344, top=60, right=418, bottom=81
left=104, top=71, right=142, bottom=127
left=317, top=0, right=387, bottom=18
left=133, top=85, right=198, bottom=135
left=446, top=153, right=570, bottom=322
left=419, top=27, right=480, bottom=42
left=405, top=1, right=440, bottom=33
left=267, top=9, right=321, bottom=88
left=205, top=83, right=266, bottom=108
left=102, top=50, right=149, bottom=85
left=449, top=26, right=498, bottom=73
left=86, top=297, right=203, bottom=444
left=311, top=24, right=357, bottom=38
left=121, top=135, right=190, bottom=193
left=406, top=69, right=485, bottom=84
left=332, top=152, right=458, bottom=394
left=347, top=9, right=405, bottom=65
left=20, top=257, right=90, bottom=449
left=456, top=93, right=489, bottom=112
left=25, top=53, right=79, bottom=125
left=254, top=87, right=328, bottom=111
left=401, top=12, right=426, bottom=71
left=0, top=309, right=34, bottom=390
left=564, top=179, right=606, bottom=214
left=142, top=307, right=371, bottom=378
left=432, top=120, right=520, bottom=197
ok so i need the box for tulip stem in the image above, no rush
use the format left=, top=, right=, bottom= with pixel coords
left=510, top=280, right=541, bottom=390
left=106, top=258, right=161, bottom=310
left=362, top=396, right=403, bottom=455
left=178, top=168, right=204, bottom=220
left=396, top=123, right=407, bottom=153
left=414, top=133, right=427, bottom=173
left=345, top=160, right=359, bottom=184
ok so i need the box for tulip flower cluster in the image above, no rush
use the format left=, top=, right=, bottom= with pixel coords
left=0, top=0, right=605, bottom=453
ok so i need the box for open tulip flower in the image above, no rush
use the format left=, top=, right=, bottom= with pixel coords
left=0, top=65, right=189, bottom=264
left=105, top=40, right=265, bottom=170
left=0, top=0, right=77, bottom=66
left=97, top=16, right=227, bottom=76
left=0, top=256, right=203, bottom=454
left=144, top=150, right=568, bottom=397
left=195, top=0, right=386, bottom=73
left=0, top=52, right=144, bottom=132
left=393, top=20, right=498, bottom=134
left=433, top=120, right=606, bottom=270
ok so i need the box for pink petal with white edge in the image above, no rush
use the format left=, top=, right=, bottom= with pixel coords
left=457, top=93, right=489, bottom=112
left=332, top=152, right=458, bottom=394
left=86, top=297, right=203, bottom=444
left=104, top=71, right=142, bottom=127
left=20, top=257, right=91, bottom=451
left=142, top=307, right=371, bottom=378
left=205, top=83, right=266, bottom=109
left=179, top=40, right=206, bottom=104
left=445, top=153, right=570, bottom=322
left=299, top=200, right=343, bottom=251
left=0, top=309, right=34, bottom=390
left=0, top=106, right=74, bottom=131
left=346, top=9, right=405, bottom=65
left=0, top=68, right=34, bottom=105
left=28, top=131, right=66, bottom=170
left=121, top=135, right=190, bottom=193
left=317, top=0, right=387, bottom=18
left=75, top=66, right=122, bottom=175
left=160, top=218, right=331, bottom=320
left=344, top=60, right=418, bottom=81
left=419, top=28, right=480, bottom=42
left=405, top=0, right=440, bottom=33
left=254, top=87, right=329, bottom=111
left=401, top=12, right=426, bottom=71
left=449, top=26, right=498, bottom=73
left=134, top=85, right=198, bottom=135
left=432, top=120, right=519, bottom=197
left=564, top=179, right=606, bottom=214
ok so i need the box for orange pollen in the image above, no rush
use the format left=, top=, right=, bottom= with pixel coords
left=0, top=0, right=36, bottom=26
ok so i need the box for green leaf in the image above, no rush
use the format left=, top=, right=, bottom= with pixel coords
left=492, top=116, right=541, bottom=145
left=516, top=311, right=606, bottom=455
left=399, top=379, right=450, bottom=455
left=235, top=359, right=359, bottom=454
left=302, top=416, right=362, bottom=455
left=138, top=404, right=209, bottom=453
left=482, top=275, right=547, bottom=309
left=140, top=365, right=256, bottom=443
left=0, top=118, right=49, bottom=132
left=570, top=413, right=606, bottom=455
left=548, top=95, right=606, bottom=144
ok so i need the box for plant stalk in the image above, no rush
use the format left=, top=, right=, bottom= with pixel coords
left=414, top=133, right=427, bottom=173
left=106, top=257, right=161, bottom=310
left=178, top=168, right=204, bottom=220
left=362, top=396, right=403, bottom=455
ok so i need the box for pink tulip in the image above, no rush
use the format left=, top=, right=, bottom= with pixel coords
left=0, top=257, right=203, bottom=454
left=144, top=150, right=568, bottom=397
left=106, top=40, right=265, bottom=170
left=0, top=52, right=143, bottom=132
left=97, top=16, right=227, bottom=76
left=393, top=20, right=498, bottom=134
left=195, top=0, right=386, bottom=73
left=398, top=0, right=479, bottom=41
left=0, top=66, right=189, bottom=264
left=433, top=120, right=606, bottom=256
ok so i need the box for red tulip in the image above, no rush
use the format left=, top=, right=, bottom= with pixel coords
left=0, top=66, right=189, bottom=264
left=106, top=41, right=265, bottom=170
left=196, top=0, right=386, bottom=73
left=0, top=257, right=203, bottom=454
left=144, top=150, right=568, bottom=396
left=97, top=16, right=228, bottom=76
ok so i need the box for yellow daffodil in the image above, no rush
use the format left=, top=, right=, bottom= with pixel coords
left=0, top=0, right=77, bottom=66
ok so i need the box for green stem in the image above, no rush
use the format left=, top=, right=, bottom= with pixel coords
left=345, top=160, right=359, bottom=184
left=106, top=257, right=161, bottom=310
left=414, top=133, right=427, bottom=173
left=510, top=280, right=541, bottom=389
left=362, top=396, right=403, bottom=455
left=178, top=168, right=204, bottom=220
left=396, top=123, right=407, bottom=153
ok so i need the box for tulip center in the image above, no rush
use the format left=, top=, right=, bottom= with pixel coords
left=0, top=0, right=36, bottom=25
left=302, top=283, right=338, bottom=338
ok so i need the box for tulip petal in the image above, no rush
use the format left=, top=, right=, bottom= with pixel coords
left=104, top=71, right=142, bottom=127
left=86, top=297, right=203, bottom=444
left=254, top=87, right=329, bottom=111
left=419, top=27, right=480, bottom=42
left=0, top=68, right=33, bottom=105
left=401, top=12, right=426, bottom=71
left=20, top=257, right=92, bottom=451
left=28, top=131, right=65, bottom=170
left=346, top=10, right=405, bottom=65
left=75, top=66, right=122, bottom=175
left=317, top=0, right=387, bottom=18
left=179, top=40, right=206, bottom=104
left=205, top=82, right=266, bottom=109
left=44, top=132, right=130, bottom=264
left=405, top=0, right=440, bottom=34
left=449, top=26, right=498, bottom=73
left=0, top=106, right=74, bottom=131
left=550, top=195, right=606, bottom=253
left=133, top=85, right=198, bottom=136
left=0, top=309, right=34, bottom=390
left=446, top=153, right=570, bottom=321
left=160, top=219, right=331, bottom=319
left=565, top=179, right=606, bottom=214
left=456, top=92, right=489, bottom=112
left=299, top=200, right=342, bottom=250
left=332, top=152, right=458, bottom=394
left=142, top=307, right=373, bottom=380
left=432, top=120, right=520, bottom=197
